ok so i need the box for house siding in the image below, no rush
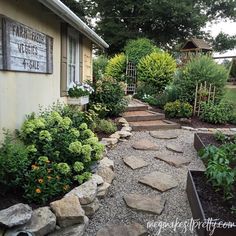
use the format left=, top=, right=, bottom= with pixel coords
left=0, top=0, right=94, bottom=141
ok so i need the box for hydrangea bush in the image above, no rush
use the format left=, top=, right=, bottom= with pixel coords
left=1, top=106, right=105, bottom=204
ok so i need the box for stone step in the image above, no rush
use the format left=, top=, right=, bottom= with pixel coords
left=122, top=110, right=165, bottom=122
left=126, top=99, right=149, bottom=112
left=129, top=120, right=180, bottom=131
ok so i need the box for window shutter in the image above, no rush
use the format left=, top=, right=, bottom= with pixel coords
left=60, top=23, right=68, bottom=97
left=79, top=34, right=83, bottom=82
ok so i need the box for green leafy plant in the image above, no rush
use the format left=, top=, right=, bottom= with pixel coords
left=137, top=51, right=176, bottom=93
left=0, top=132, right=30, bottom=189
left=214, top=131, right=231, bottom=144
left=93, top=55, right=109, bottom=80
left=90, top=77, right=128, bottom=117
left=96, top=119, right=117, bottom=134
left=105, top=53, right=126, bottom=81
left=173, top=56, right=228, bottom=104
left=124, top=38, right=159, bottom=65
left=200, top=101, right=234, bottom=124
left=164, top=100, right=193, bottom=118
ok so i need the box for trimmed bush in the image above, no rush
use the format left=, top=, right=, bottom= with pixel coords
left=96, top=119, right=117, bottom=134
left=174, top=56, right=228, bottom=104
left=93, top=55, right=108, bottom=80
left=124, top=38, right=159, bottom=65
left=105, top=53, right=126, bottom=81
left=164, top=100, right=193, bottom=118
left=200, top=101, right=234, bottom=124
left=137, top=52, right=176, bottom=92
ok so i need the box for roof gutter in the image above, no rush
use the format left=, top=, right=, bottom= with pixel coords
left=37, top=0, right=109, bottom=49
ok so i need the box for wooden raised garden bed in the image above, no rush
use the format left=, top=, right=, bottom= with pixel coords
left=187, top=170, right=236, bottom=236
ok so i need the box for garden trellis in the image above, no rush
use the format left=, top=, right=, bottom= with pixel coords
left=193, top=81, right=216, bottom=116
left=125, top=61, right=137, bottom=94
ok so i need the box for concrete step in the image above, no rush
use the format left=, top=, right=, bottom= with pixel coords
left=123, top=110, right=165, bottom=122
left=129, top=120, right=181, bottom=131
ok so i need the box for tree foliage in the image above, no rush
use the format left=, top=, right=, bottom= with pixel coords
left=213, top=32, right=236, bottom=52
left=62, top=0, right=236, bottom=55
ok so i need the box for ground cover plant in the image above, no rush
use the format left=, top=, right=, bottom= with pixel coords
left=0, top=105, right=105, bottom=204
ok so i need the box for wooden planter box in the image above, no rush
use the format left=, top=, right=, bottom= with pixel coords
left=186, top=170, right=236, bottom=236
left=67, top=96, right=89, bottom=105
left=194, top=133, right=206, bottom=152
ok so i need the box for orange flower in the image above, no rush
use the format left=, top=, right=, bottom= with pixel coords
left=63, top=185, right=69, bottom=191
left=31, top=164, right=39, bottom=170
left=47, top=176, right=52, bottom=180
left=35, top=188, right=41, bottom=193
left=38, top=178, right=44, bottom=184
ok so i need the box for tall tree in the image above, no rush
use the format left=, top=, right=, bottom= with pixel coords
left=62, top=0, right=236, bottom=55
left=212, top=32, right=236, bottom=52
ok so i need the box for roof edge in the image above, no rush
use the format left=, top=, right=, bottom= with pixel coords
left=37, top=0, right=109, bottom=49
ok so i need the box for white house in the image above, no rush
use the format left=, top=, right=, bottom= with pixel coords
left=0, top=0, right=108, bottom=140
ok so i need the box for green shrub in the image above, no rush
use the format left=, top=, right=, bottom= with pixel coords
left=93, top=55, right=108, bottom=80
left=174, top=56, right=228, bottom=104
left=23, top=156, right=72, bottom=204
left=90, top=77, right=128, bottom=117
left=137, top=52, right=176, bottom=93
left=164, top=100, right=193, bottom=118
left=200, top=101, right=233, bottom=124
left=96, top=119, right=117, bottom=134
left=105, top=53, right=126, bottom=81
left=0, top=132, right=30, bottom=189
left=124, top=38, right=159, bottom=65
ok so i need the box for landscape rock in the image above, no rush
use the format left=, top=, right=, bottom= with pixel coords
left=97, top=167, right=115, bottom=184
left=139, top=171, right=178, bottom=192
left=50, top=195, right=85, bottom=227
left=97, top=182, right=111, bottom=198
left=96, top=222, right=147, bottom=236
left=82, top=198, right=100, bottom=217
left=123, top=156, right=148, bottom=170
left=48, top=216, right=89, bottom=236
left=101, top=138, right=118, bottom=145
left=99, top=140, right=109, bottom=147
left=0, top=203, right=32, bottom=228
left=121, top=126, right=132, bottom=132
left=110, top=132, right=121, bottom=139
left=91, top=174, right=104, bottom=186
left=118, top=118, right=128, bottom=124
left=149, top=131, right=178, bottom=139
left=65, top=180, right=97, bottom=205
left=117, top=131, right=132, bottom=138
left=124, top=193, right=165, bottom=214
left=5, top=207, right=56, bottom=236
left=166, top=144, right=183, bottom=153
left=99, top=157, right=114, bottom=170
left=155, top=154, right=191, bottom=167
left=132, top=139, right=159, bottom=151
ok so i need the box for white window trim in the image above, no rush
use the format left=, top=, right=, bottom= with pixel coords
left=67, top=27, right=80, bottom=88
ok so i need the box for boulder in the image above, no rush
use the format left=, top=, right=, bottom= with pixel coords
left=48, top=216, right=89, bottom=236
left=65, top=180, right=97, bottom=205
left=0, top=203, right=32, bottom=228
left=97, top=167, right=115, bottom=184
left=97, top=182, right=110, bottom=198
left=50, top=196, right=85, bottom=227
left=5, top=207, right=56, bottom=236
left=101, top=138, right=118, bottom=145
left=91, top=174, right=104, bottom=186
left=82, top=198, right=100, bottom=217
left=99, top=157, right=114, bottom=170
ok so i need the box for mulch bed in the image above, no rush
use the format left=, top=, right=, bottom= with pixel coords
left=192, top=171, right=236, bottom=223
left=197, top=133, right=222, bottom=147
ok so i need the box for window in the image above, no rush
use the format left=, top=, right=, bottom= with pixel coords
left=67, top=28, right=80, bottom=88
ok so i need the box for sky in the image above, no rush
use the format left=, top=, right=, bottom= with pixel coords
left=205, top=20, right=236, bottom=58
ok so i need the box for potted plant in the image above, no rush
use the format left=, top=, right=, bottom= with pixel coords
left=67, top=82, right=94, bottom=105
left=187, top=142, right=236, bottom=236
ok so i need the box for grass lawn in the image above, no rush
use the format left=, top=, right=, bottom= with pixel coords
left=224, top=86, right=236, bottom=112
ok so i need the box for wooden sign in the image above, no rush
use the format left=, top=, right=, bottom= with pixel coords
left=0, top=15, right=53, bottom=73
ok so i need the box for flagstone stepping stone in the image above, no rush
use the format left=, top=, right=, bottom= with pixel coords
left=96, top=222, right=147, bottom=236
left=123, top=156, right=148, bottom=169
left=150, top=131, right=178, bottom=139
left=166, top=144, right=183, bottom=153
left=124, top=193, right=165, bottom=215
left=155, top=154, right=191, bottom=167
left=139, top=171, right=178, bottom=192
left=132, top=139, right=159, bottom=150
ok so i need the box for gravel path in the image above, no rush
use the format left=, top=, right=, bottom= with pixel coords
left=85, top=129, right=205, bottom=236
